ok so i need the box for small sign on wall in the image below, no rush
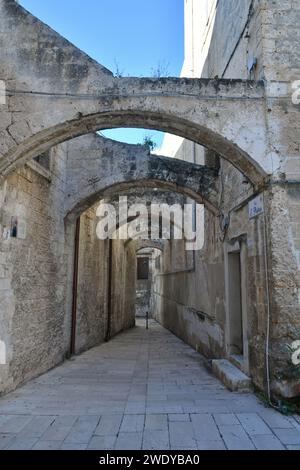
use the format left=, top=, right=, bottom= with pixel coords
left=249, top=195, right=264, bottom=219
left=10, top=216, right=27, bottom=239
left=2, top=226, right=10, bottom=241
left=0, top=340, right=6, bottom=365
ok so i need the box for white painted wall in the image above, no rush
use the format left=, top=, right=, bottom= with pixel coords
left=157, top=0, right=218, bottom=157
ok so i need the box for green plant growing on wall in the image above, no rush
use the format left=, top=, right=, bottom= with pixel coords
left=114, top=59, right=125, bottom=78
left=143, top=135, right=157, bottom=152
left=150, top=60, right=170, bottom=78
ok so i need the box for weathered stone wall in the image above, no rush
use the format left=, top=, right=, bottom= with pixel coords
left=259, top=0, right=300, bottom=395
left=0, top=138, right=137, bottom=394
left=0, top=3, right=269, bottom=185
left=75, top=206, right=109, bottom=354
left=123, top=242, right=137, bottom=331
left=109, top=240, right=136, bottom=338
left=0, top=144, right=68, bottom=393
left=64, top=133, right=219, bottom=218
left=152, top=229, right=226, bottom=359
left=75, top=203, right=136, bottom=353
left=201, top=0, right=252, bottom=79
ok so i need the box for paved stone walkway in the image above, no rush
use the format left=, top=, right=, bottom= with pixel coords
left=0, top=320, right=299, bottom=450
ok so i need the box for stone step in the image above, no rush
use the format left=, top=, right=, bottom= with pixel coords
left=212, top=359, right=252, bottom=393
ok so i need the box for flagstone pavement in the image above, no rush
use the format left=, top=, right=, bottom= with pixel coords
left=0, top=320, right=299, bottom=450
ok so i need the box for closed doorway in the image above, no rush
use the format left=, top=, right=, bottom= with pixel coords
left=225, top=240, right=249, bottom=373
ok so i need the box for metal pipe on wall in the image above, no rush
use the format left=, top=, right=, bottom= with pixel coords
left=105, top=239, right=113, bottom=342
left=70, top=217, right=81, bottom=355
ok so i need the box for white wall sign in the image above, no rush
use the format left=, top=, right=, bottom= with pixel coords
left=249, top=195, right=264, bottom=219
left=0, top=80, right=6, bottom=105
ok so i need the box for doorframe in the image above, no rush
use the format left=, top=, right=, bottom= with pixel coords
left=224, top=237, right=250, bottom=375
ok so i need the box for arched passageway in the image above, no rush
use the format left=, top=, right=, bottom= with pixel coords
left=67, top=179, right=199, bottom=356
left=64, top=134, right=218, bottom=219
left=0, top=79, right=267, bottom=187
left=135, top=240, right=165, bottom=253
left=0, top=3, right=268, bottom=186
left=0, top=1, right=299, bottom=429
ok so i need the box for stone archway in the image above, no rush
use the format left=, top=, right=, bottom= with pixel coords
left=0, top=1, right=268, bottom=185
left=134, top=240, right=165, bottom=253
left=63, top=133, right=219, bottom=219
left=98, top=189, right=188, bottom=242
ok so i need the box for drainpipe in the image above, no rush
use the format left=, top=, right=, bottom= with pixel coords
left=70, top=217, right=81, bottom=355
left=105, top=239, right=113, bottom=342
left=263, top=191, right=272, bottom=402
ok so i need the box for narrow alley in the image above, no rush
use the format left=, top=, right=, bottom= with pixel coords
left=0, top=320, right=299, bottom=451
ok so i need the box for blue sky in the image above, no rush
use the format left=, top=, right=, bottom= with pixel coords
left=20, top=0, right=184, bottom=148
